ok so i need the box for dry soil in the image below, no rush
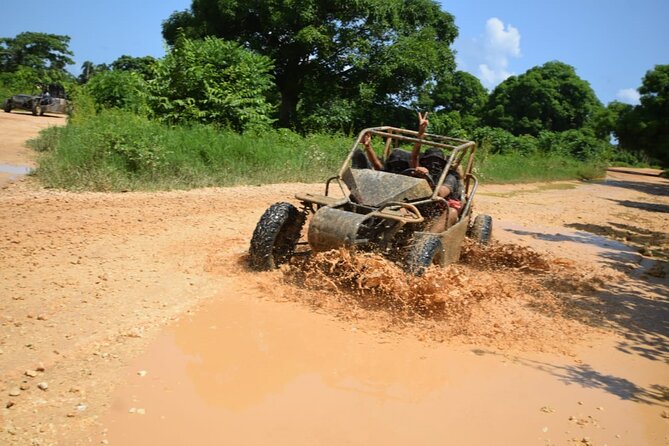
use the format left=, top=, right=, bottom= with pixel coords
left=0, top=112, right=667, bottom=445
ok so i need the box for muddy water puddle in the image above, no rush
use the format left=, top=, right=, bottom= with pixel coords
left=98, top=289, right=665, bottom=445
left=0, top=163, right=31, bottom=177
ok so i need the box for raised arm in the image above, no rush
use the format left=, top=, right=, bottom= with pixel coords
left=410, top=112, right=429, bottom=168
left=361, top=132, right=384, bottom=170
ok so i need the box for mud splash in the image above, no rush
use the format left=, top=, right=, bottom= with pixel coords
left=279, top=241, right=599, bottom=351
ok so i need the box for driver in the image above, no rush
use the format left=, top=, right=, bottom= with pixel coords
left=413, top=147, right=462, bottom=231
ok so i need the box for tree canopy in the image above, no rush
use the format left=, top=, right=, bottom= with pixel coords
left=78, top=61, right=110, bottom=84
left=162, top=0, right=458, bottom=129
left=482, top=61, right=602, bottom=136
left=429, top=70, right=487, bottom=116
left=111, top=55, right=158, bottom=79
left=615, top=65, right=669, bottom=166
left=0, top=32, right=74, bottom=77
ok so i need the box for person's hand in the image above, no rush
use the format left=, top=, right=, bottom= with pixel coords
left=415, top=166, right=429, bottom=175
left=417, top=111, right=429, bottom=133
left=362, top=132, right=372, bottom=147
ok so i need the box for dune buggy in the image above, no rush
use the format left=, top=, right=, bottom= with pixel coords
left=249, top=126, right=492, bottom=275
left=3, top=84, right=69, bottom=116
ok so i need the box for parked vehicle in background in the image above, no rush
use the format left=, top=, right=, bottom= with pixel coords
left=3, top=84, right=69, bottom=116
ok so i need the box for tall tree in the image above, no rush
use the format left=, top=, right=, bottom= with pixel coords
left=111, top=55, right=157, bottom=79
left=78, top=60, right=110, bottom=84
left=616, top=65, right=669, bottom=166
left=482, top=61, right=602, bottom=136
left=162, top=0, right=457, bottom=129
left=430, top=70, right=487, bottom=116
left=0, top=32, right=74, bottom=73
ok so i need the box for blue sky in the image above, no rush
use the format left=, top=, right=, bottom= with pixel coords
left=2, top=0, right=667, bottom=105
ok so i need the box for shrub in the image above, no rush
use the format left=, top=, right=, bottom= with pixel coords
left=84, top=70, right=149, bottom=114
left=149, top=36, right=276, bottom=132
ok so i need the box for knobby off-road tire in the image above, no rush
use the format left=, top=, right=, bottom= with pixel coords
left=249, top=202, right=306, bottom=271
left=32, top=102, right=41, bottom=116
left=405, top=235, right=443, bottom=276
left=3, top=100, right=11, bottom=113
left=469, top=214, right=493, bottom=246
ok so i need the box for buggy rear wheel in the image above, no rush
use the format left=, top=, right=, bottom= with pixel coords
left=405, top=235, right=443, bottom=276
left=469, top=214, right=493, bottom=245
left=249, top=202, right=306, bottom=271
left=3, top=100, right=11, bottom=113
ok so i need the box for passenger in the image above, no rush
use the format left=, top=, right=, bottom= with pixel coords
left=360, top=111, right=429, bottom=172
left=360, top=133, right=384, bottom=170
left=351, top=148, right=373, bottom=169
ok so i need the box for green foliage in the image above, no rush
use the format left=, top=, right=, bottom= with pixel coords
left=472, top=126, right=536, bottom=155
left=0, top=32, right=75, bottom=84
left=30, top=110, right=350, bottom=191
left=477, top=152, right=606, bottom=183
left=110, top=55, right=157, bottom=79
left=78, top=61, right=110, bottom=84
left=429, top=71, right=487, bottom=116
left=483, top=61, right=602, bottom=136
left=149, top=36, right=275, bottom=132
left=615, top=65, right=669, bottom=167
left=163, top=0, right=458, bottom=129
left=537, top=129, right=612, bottom=161
left=65, top=85, right=97, bottom=125
left=471, top=125, right=613, bottom=162
left=426, top=111, right=468, bottom=139
left=0, top=32, right=74, bottom=71
left=84, top=70, right=149, bottom=114
left=0, top=66, right=42, bottom=99
left=30, top=109, right=608, bottom=192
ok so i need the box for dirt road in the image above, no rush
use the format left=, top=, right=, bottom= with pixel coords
left=1, top=112, right=667, bottom=445
left=0, top=110, right=65, bottom=187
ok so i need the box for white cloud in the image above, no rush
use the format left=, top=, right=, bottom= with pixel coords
left=478, top=64, right=512, bottom=88
left=616, top=88, right=640, bottom=105
left=456, top=17, right=522, bottom=90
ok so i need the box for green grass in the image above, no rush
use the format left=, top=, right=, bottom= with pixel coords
left=28, top=109, right=607, bottom=191
left=29, top=110, right=350, bottom=191
left=476, top=152, right=606, bottom=183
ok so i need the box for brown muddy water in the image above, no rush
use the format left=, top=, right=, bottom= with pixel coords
left=97, top=244, right=668, bottom=445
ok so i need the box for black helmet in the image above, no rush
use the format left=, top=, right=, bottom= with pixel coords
left=419, top=147, right=446, bottom=166
left=384, top=149, right=411, bottom=173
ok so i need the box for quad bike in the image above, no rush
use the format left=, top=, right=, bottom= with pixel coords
left=249, top=126, right=493, bottom=275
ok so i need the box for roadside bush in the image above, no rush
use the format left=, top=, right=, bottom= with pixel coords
left=32, top=110, right=350, bottom=191
left=85, top=70, right=149, bottom=115
left=65, top=84, right=97, bottom=125
left=477, top=152, right=606, bottom=183
left=472, top=126, right=538, bottom=155
left=149, top=36, right=276, bottom=132
left=538, top=129, right=612, bottom=161
left=0, top=66, right=42, bottom=99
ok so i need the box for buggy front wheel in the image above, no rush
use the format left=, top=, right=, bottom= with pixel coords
left=249, top=202, right=306, bottom=270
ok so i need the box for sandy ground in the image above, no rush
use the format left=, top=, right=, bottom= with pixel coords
left=0, top=112, right=667, bottom=445
left=0, top=110, right=65, bottom=187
